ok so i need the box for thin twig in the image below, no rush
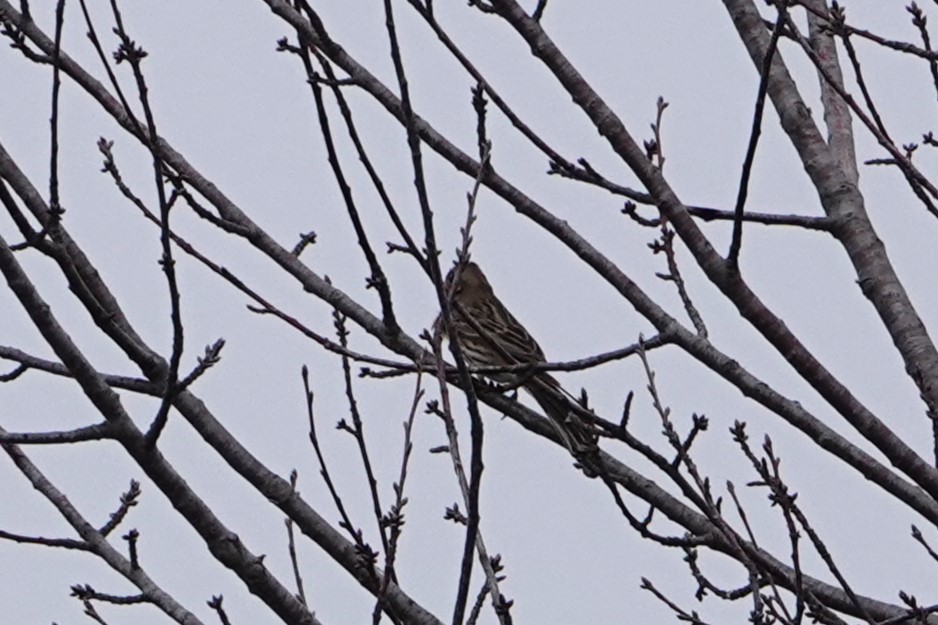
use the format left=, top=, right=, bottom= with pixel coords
left=301, top=366, right=380, bottom=583
left=375, top=370, right=424, bottom=622
left=302, top=50, right=400, bottom=334
left=285, top=471, right=308, bottom=607
left=103, top=4, right=185, bottom=448
left=99, top=480, right=141, bottom=537
left=332, top=309, right=392, bottom=573
left=728, top=1, right=788, bottom=268
left=0, top=422, right=114, bottom=444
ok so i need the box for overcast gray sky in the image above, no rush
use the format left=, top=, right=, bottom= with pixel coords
left=3, top=1, right=938, bottom=624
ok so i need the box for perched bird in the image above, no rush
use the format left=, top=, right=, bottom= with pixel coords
left=439, top=261, right=593, bottom=452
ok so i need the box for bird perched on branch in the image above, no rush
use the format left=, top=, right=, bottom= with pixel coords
left=439, top=261, right=595, bottom=453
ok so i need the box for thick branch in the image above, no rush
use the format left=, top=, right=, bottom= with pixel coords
left=723, top=0, right=938, bottom=444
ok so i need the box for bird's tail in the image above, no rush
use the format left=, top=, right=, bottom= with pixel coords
left=525, top=375, right=596, bottom=453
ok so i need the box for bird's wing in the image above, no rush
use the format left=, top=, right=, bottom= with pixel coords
left=470, top=298, right=548, bottom=366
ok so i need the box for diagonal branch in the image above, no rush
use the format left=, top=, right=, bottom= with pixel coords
left=481, top=0, right=938, bottom=503
left=4, top=0, right=937, bottom=538
left=0, top=427, right=203, bottom=624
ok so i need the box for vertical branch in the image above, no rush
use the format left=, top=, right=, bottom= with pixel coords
left=47, top=0, right=65, bottom=223
left=302, top=49, right=400, bottom=334
left=313, top=53, right=427, bottom=270
left=333, top=309, right=392, bottom=570
left=907, top=3, right=938, bottom=104
left=376, top=2, right=490, bottom=624
left=286, top=471, right=308, bottom=608
left=374, top=371, right=424, bottom=624
left=76, top=0, right=144, bottom=139
left=100, top=3, right=184, bottom=445
left=804, top=0, right=858, bottom=185
left=728, top=1, right=787, bottom=268
left=301, top=366, right=381, bottom=585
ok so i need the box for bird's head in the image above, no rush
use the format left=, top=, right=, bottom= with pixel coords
left=444, top=261, right=492, bottom=305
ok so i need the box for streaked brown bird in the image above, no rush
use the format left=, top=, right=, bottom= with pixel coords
left=440, top=261, right=592, bottom=452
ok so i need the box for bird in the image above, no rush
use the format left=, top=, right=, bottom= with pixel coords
left=438, top=261, right=594, bottom=453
